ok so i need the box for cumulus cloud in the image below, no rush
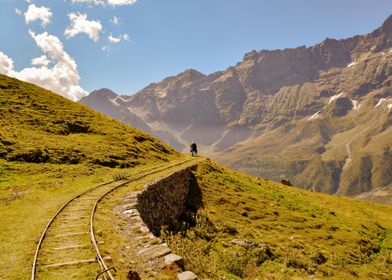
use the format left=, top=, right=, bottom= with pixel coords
left=110, top=16, right=120, bottom=25
left=108, top=33, right=129, bottom=43
left=70, top=0, right=138, bottom=6
left=15, top=8, right=22, bottom=16
left=0, top=52, right=14, bottom=74
left=31, top=55, right=50, bottom=67
left=64, top=12, right=102, bottom=42
left=107, top=0, right=138, bottom=6
left=0, top=32, right=87, bottom=101
left=24, top=4, right=53, bottom=27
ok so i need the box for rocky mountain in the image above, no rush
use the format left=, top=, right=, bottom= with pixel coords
left=81, top=15, right=392, bottom=198
left=2, top=74, right=392, bottom=279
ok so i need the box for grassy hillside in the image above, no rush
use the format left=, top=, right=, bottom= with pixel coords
left=0, top=74, right=178, bottom=167
left=0, top=74, right=182, bottom=279
left=1, top=74, right=392, bottom=279
left=164, top=161, right=392, bottom=279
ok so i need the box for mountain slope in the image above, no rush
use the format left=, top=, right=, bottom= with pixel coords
left=1, top=74, right=392, bottom=279
left=0, top=74, right=178, bottom=167
left=0, top=74, right=183, bottom=279
left=81, top=15, right=392, bottom=198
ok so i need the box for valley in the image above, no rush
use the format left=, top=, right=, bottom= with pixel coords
left=2, top=2, right=392, bottom=279
left=81, top=15, right=392, bottom=201
left=1, top=73, right=392, bottom=279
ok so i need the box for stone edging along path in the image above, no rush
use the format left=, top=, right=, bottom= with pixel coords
left=114, top=164, right=199, bottom=280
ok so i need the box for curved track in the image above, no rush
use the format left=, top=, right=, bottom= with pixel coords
left=31, top=158, right=196, bottom=280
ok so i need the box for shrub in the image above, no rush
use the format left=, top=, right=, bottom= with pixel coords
left=312, top=251, right=328, bottom=265
left=8, top=148, right=50, bottom=163
left=223, top=226, right=238, bottom=235
left=113, top=172, right=130, bottom=181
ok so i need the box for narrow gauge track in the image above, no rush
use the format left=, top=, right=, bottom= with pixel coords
left=31, top=158, right=196, bottom=280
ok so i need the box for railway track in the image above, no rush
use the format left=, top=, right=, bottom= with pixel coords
left=31, top=158, right=197, bottom=280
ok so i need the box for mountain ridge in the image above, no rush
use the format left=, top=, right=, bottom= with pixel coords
left=81, top=15, right=392, bottom=200
left=1, top=61, right=392, bottom=280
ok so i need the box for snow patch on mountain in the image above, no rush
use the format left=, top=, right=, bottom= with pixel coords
left=308, top=111, right=321, bottom=120
left=109, top=97, right=120, bottom=106
left=351, top=99, right=359, bottom=110
left=329, top=92, right=344, bottom=104
left=375, top=98, right=387, bottom=108
left=156, top=91, right=167, bottom=98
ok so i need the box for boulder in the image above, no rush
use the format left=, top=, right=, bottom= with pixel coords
left=177, top=271, right=198, bottom=280
left=231, top=239, right=259, bottom=249
left=165, top=253, right=185, bottom=269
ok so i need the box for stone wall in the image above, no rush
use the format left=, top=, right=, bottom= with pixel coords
left=114, top=164, right=199, bottom=279
left=137, top=165, right=198, bottom=235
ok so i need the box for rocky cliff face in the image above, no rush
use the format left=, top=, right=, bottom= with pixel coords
left=81, top=15, right=392, bottom=197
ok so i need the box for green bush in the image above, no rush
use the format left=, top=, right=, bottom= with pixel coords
left=112, top=172, right=130, bottom=181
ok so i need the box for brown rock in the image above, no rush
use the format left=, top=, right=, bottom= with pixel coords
left=281, top=179, right=292, bottom=186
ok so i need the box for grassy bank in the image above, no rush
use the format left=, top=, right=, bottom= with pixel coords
left=164, top=161, right=392, bottom=279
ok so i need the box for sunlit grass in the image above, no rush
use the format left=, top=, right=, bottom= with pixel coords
left=0, top=74, right=183, bottom=279
left=164, top=161, right=392, bottom=279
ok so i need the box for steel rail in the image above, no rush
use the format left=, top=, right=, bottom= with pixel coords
left=31, top=180, right=114, bottom=280
left=31, top=158, right=197, bottom=280
left=90, top=158, right=197, bottom=279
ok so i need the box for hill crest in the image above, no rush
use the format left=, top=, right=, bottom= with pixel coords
left=0, top=74, right=178, bottom=168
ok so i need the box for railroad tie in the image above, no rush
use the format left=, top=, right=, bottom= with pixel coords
left=53, top=243, right=90, bottom=250
left=40, top=256, right=112, bottom=269
left=52, top=231, right=89, bottom=238
left=58, top=216, right=89, bottom=221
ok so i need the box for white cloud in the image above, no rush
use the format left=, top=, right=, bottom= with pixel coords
left=0, top=52, right=14, bottom=74
left=107, top=0, right=138, bottom=6
left=65, top=12, right=102, bottom=42
left=71, top=0, right=104, bottom=4
left=102, top=45, right=110, bottom=52
left=108, top=33, right=130, bottom=44
left=31, top=55, right=50, bottom=67
left=15, top=8, right=22, bottom=16
left=108, top=34, right=121, bottom=43
left=70, top=0, right=137, bottom=6
left=24, top=4, right=53, bottom=27
left=0, top=31, right=87, bottom=101
left=110, top=16, right=120, bottom=25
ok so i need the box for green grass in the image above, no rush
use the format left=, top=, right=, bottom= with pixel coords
left=164, top=161, right=392, bottom=279
left=1, top=74, right=392, bottom=279
left=0, top=74, right=179, bottom=167
left=93, top=158, right=203, bottom=279
left=0, top=74, right=183, bottom=279
left=0, top=161, right=106, bottom=279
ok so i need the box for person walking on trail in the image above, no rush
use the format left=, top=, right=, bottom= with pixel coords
left=190, top=140, right=198, bottom=157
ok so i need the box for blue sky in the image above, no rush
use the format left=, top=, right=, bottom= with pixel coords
left=0, top=0, right=391, bottom=99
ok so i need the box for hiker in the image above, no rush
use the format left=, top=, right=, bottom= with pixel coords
left=190, top=141, right=198, bottom=157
